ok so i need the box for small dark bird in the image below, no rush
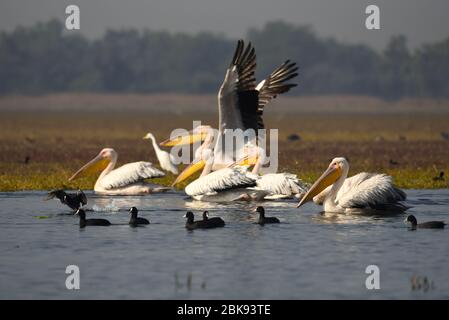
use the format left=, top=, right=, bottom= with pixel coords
left=184, top=211, right=225, bottom=230
left=254, top=206, right=280, bottom=225
left=129, top=207, right=150, bottom=226
left=24, top=156, right=31, bottom=164
left=45, top=189, right=87, bottom=211
left=287, top=133, right=301, bottom=142
left=441, top=132, right=449, bottom=140
left=405, top=215, right=446, bottom=230
left=389, top=159, right=400, bottom=166
left=432, top=171, right=445, bottom=181
left=75, top=209, right=111, bottom=228
left=202, top=211, right=225, bottom=227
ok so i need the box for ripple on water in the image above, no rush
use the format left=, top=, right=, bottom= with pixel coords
left=0, top=189, right=448, bottom=299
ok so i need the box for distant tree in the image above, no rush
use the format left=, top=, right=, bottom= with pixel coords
left=380, top=35, right=411, bottom=99
left=413, top=37, right=449, bottom=97
left=0, top=19, right=448, bottom=98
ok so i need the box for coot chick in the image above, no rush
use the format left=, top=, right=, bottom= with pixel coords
left=76, top=209, right=110, bottom=228
left=202, top=211, right=225, bottom=227
left=46, top=189, right=87, bottom=211
left=129, top=207, right=150, bottom=226
left=405, top=215, right=446, bottom=229
left=184, top=211, right=224, bottom=230
left=254, top=206, right=280, bottom=225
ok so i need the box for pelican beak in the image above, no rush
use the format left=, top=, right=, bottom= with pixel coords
left=69, top=154, right=109, bottom=181
left=159, top=131, right=206, bottom=147
left=297, top=164, right=342, bottom=208
left=228, top=154, right=258, bottom=168
left=171, top=158, right=206, bottom=186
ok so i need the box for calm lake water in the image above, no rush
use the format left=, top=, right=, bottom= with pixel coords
left=0, top=189, right=448, bottom=299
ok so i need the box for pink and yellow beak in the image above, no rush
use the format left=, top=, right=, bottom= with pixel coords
left=69, top=154, right=109, bottom=181
left=171, top=158, right=206, bottom=186
left=297, top=164, right=342, bottom=208
left=227, top=154, right=259, bottom=168
left=159, top=131, right=207, bottom=147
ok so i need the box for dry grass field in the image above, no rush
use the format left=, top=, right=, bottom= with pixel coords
left=0, top=94, right=448, bottom=191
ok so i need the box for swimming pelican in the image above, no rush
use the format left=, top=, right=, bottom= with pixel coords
left=143, top=132, right=178, bottom=174
left=69, top=148, right=169, bottom=195
left=166, top=40, right=298, bottom=200
left=297, top=157, right=408, bottom=214
left=230, top=143, right=309, bottom=199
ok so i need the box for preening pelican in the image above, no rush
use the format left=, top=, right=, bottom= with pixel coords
left=69, top=148, right=169, bottom=195
left=184, top=166, right=269, bottom=202
left=231, top=144, right=309, bottom=199
left=143, top=132, right=178, bottom=174
left=166, top=40, right=298, bottom=201
left=297, top=157, right=408, bottom=214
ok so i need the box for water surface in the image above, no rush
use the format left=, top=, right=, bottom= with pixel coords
left=0, top=190, right=448, bottom=299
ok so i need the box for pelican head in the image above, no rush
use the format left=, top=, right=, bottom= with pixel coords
left=69, top=148, right=117, bottom=181
left=171, top=133, right=215, bottom=186
left=297, top=157, right=349, bottom=208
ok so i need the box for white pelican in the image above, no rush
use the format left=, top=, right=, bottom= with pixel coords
left=69, top=148, right=169, bottom=195
left=165, top=40, right=298, bottom=201
left=143, top=132, right=178, bottom=174
left=230, top=144, right=309, bottom=200
left=297, top=157, right=408, bottom=214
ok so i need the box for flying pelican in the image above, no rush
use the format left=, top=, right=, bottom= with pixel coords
left=297, top=157, right=408, bottom=214
left=69, top=148, right=169, bottom=195
left=143, top=132, right=178, bottom=174
left=165, top=40, right=298, bottom=201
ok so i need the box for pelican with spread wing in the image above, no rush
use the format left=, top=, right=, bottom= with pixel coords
left=297, top=157, right=408, bottom=214
left=165, top=40, right=299, bottom=200
left=69, top=148, right=169, bottom=195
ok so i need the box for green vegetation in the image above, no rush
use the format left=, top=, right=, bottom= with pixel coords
left=0, top=104, right=448, bottom=191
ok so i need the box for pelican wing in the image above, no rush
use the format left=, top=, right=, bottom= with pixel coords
left=218, top=40, right=258, bottom=131
left=185, top=166, right=256, bottom=196
left=255, top=61, right=298, bottom=129
left=99, top=162, right=165, bottom=190
left=336, top=173, right=406, bottom=210
left=256, top=173, right=308, bottom=197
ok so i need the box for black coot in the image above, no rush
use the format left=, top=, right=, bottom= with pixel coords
left=46, top=189, right=87, bottom=211
left=129, top=207, right=150, bottom=226
left=76, top=209, right=111, bottom=228
left=184, top=211, right=225, bottom=230
left=405, top=215, right=445, bottom=229
left=202, top=211, right=225, bottom=227
left=255, top=206, right=280, bottom=225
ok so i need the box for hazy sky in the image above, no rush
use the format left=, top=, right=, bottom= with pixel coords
left=1, top=0, right=448, bottom=50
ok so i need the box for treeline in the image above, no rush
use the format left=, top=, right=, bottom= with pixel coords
left=0, top=19, right=448, bottom=98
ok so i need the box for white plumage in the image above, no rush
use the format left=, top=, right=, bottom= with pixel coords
left=253, top=173, right=309, bottom=199
left=185, top=166, right=255, bottom=197
left=98, top=161, right=165, bottom=190
left=321, top=173, right=406, bottom=210
left=69, top=148, right=168, bottom=195
left=298, top=157, right=407, bottom=214
left=143, top=132, right=178, bottom=174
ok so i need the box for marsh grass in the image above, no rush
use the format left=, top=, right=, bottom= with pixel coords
left=1, top=95, right=448, bottom=191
